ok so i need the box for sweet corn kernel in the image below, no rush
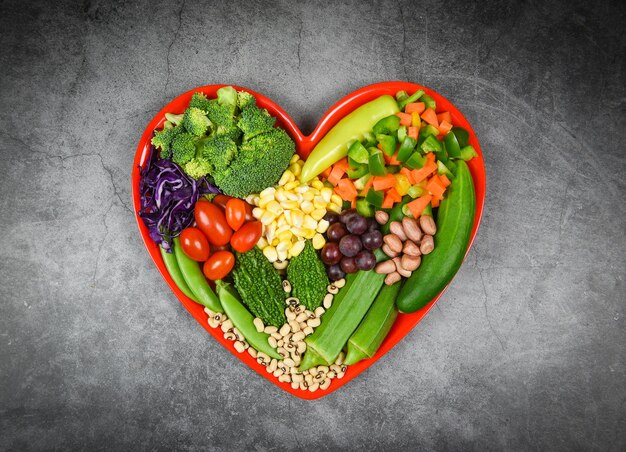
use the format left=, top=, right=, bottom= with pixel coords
left=271, top=237, right=280, bottom=246
left=277, top=248, right=288, bottom=261
left=302, top=191, right=315, bottom=201
left=327, top=202, right=341, bottom=213
left=284, top=180, right=299, bottom=191
left=303, top=228, right=316, bottom=240
left=260, top=211, right=276, bottom=225
left=310, top=208, right=326, bottom=221
left=295, top=185, right=309, bottom=194
left=258, top=195, right=273, bottom=209
left=285, top=192, right=299, bottom=201
left=260, top=187, right=276, bottom=198
left=275, top=189, right=287, bottom=202
left=290, top=154, right=300, bottom=164
left=331, top=194, right=343, bottom=206
left=281, top=200, right=299, bottom=210
left=278, top=230, right=293, bottom=242
left=316, top=219, right=330, bottom=233
left=312, top=233, right=326, bottom=249
left=289, top=240, right=306, bottom=257
left=263, top=246, right=278, bottom=262
left=321, top=188, right=333, bottom=203
left=289, top=164, right=301, bottom=177
left=291, top=211, right=304, bottom=227
left=311, top=180, right=324, bottom=190
left=303, top=215, right=317, bottom=230
left=252, top=207, right=264, bottom=219
left=266, top=200, right=283, bottom=216
left=276, top=241, right=290, bottom=254
left=257, top=237, right=268, bottom=248
left=278, top=171, right=294, bottom=186
left=300, top=201, right=314, bottom=214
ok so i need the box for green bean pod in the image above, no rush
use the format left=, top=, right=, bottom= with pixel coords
left=173, top=237, right=223, bottom=313
left=160, top=245, right=199, bottom=302
left=216, top=281, right=281, bottom=360
left=344, top=281, right=401, bottom=365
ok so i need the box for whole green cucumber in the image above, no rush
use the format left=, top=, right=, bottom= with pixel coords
left=396, top=160, right=476, bottom=313
left=216, top=281, right=282, bottom=360
left=160, top=244, right=199, bottom=302
left=173, top=237, right=223, bottom=313
left=344, top=281, right=401, bottom=365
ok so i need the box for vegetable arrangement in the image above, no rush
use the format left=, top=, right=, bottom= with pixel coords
left=138, top=85, right=478, bottom=395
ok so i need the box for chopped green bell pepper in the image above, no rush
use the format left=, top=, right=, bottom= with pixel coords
left=347, top=164, right=369, bottom=179
left=373, top=115, right=401, bottom=135
left=398, top=89, right=425, bottom=110
left=348, top=141, right=369, bottom=164
left=363, top=132, right=377, bottom=148
left=404, top=151, right=427, bottom=169
left=365, top=188, right=385, bottom=208
left=397, top=136, right=417, bottom=162
left=356, top=198, right=375, bottom=217
left=368, top=149, right=387, bottom=176
left=459, top=145, right=478, bottom=161
left=451, top=126, right=470, bottom=147
left=437, top=160, right=455, bottom=179
left=376, top=134, right=397, bottom=156
left=420, top=94, right=436, bottom=110
left=444, top=131, right=461, bottom=158
left=397, top=125, right=407, bottom=142
left=354, top=174, right=371, bottom=191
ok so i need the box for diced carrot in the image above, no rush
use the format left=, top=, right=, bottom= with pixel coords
left=439, top=174, right=451, bottom=187
left=372, top=174, right=397, bottom=191
left=388, top=152, right=401, bottom=166
left=336, top=178, right=358, bottom=201
left=327, top=166, right=345, bottom=186
left=421, top=108, right=438, bottom=127
left=410, top=160, right=437, bottom=183
left=405, top=102, right=425, bottom=114
left=387, top=187, right=402, bottom=202
left=400, top=167, right=416, bottom=185
left=407, top=195, right=433, bottom=218
left=381, top=194, right=395, bottom=209
left=436, top=111, right=451, bottom=124
left=431, top=196, right=440, bottom=208
left=425, top=152, right=436, bottom=163
left=438, top=120, right=453, bottom=136
left=408, top=126, right=418, bottom=140
left=334, top=158, right=350, bottom=172
left=362, top=175, right=374, bottom=194
left=395, top=112, right=413, bottom=126
left=320, top=167, right=332, bottom=179
left=426, top=176, right=446, bottom=199
left=351, top=198, right=357, bottom=209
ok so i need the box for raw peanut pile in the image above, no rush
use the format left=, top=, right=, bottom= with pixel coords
left=205, top=278, right=348, bottom=393
left=374, top=211, right=437, bottom=285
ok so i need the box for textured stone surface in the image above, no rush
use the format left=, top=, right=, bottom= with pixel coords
left=1, top=0, right=624, bottom=450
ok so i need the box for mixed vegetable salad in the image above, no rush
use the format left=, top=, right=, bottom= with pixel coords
left=138, top=85, right=477, bottom=393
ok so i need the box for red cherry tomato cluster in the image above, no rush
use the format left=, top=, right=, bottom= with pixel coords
left=179, top=194, right=261, bottom=281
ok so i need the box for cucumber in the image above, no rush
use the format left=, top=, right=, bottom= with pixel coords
left=396, top=160, right=476, bottom=313
left=344, top=281, right=401, bottom=365
left=299, top=269, right=385, bottom=370
left=216, top=282, right=282, bottom=360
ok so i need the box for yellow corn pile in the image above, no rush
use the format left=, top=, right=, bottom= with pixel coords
left=246, top=155, right=343, bottom=262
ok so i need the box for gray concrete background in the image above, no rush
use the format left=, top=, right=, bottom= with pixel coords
left=1, top=0, right=624, bottom=450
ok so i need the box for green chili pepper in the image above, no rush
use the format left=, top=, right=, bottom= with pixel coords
left=300, top=95, right=399, bottom=182
left=444, top=131, right=461, bottom=158
left=365, top=188, right=385, bottom=208
left=376, top=134, right=397, bottom=156
left=173, top=237, right=223, bottom=313
left=398, top=89, right=425, bottom=110
left=451, top=126, right=470, bottom=147
left=347, top=141, right=369, bottom=164
left=160, top=245, right=199, bottom=302
left=373, top=115, right=401, bottom=135
left=356, top=198, right=375, bottom=217
left=397, top=136, right=417, bottom=162
left=368, top=149, right=387, bottom=176
left=405, top=151, right=427, bottom=169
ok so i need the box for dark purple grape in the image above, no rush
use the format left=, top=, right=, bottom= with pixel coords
left=320, top=242, right=342, bottom=265
left=361, top=230, right=383, bottom=250
left=346, top=215, right=368, bottom=235
left=339, top=234, right=362, bottom=257
left=340, top=256, right=358, bottom=274
left=326, top=222, right=348, bottom=242
left=367, top=217, right=379, bottom=232
left=355, top=250, right=376, bottom=271
left=326, top=264, right=345, bottom=281
left=339, top=209, right=358, bottom=224
left=323, top=211, right=340, bottom=224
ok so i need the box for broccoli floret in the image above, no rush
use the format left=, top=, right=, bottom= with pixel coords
left=237, top=90, right=255, bottom=109
left=200, top=136, right=237, bottom=172
left=213, top=128, right=294, bottom=197
left=205, top=99, right=236, bottom=128
left=236, top=104, right=276, bottom=140
left=217, top=86, right=237, bottom=107
left=188, top=92, right=211, bottom=111
left=215, top=123, right=242, bottom=142
left=151, top=125, right=183, bottom=158
left=183, top=158, right=212, bottom=179
left=164, top=112, right=184, bottom=126
left=182, top=107, right=211, bottom=136
left=170, top=132, right=197, bottom=166
left=287, top=241, right=329, bottom=310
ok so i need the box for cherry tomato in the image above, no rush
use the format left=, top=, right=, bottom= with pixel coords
left=243, top=201, right=254, bottom=222
left=194, top=201, right=233, bottom=246
left=212, top=194, right=233, bottom=211
left=179, top=227, right=210, bottom=262
left=230, top=221, right=263, bottom=253
left=203, top=251, right=235, bottom=280
left=210, top=243, right=231, bottom=253
left=225, top=198, right=246, bottom=231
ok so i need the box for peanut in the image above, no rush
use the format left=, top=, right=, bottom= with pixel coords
left=401, top=254, right=421, bottom=271
left=420, top=234, right=435, bottom=254
left=419, top=215, right=437, bottom=235
left=393, top=257, right=412, bottom=278
left=382, top=244, right=398, bottom=258
left=375, top=210, right=389, bottom=225
left=383, top=234, right=403, bottom=253
left=403, top=240, right=421, bottom=256
left=402, top=217, right=423, bottom=242
left=375, top=260, right=396, bottom=274
left=384, top=272, right=402, bottom=285
left=389, top=221, right=407, bottom=241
